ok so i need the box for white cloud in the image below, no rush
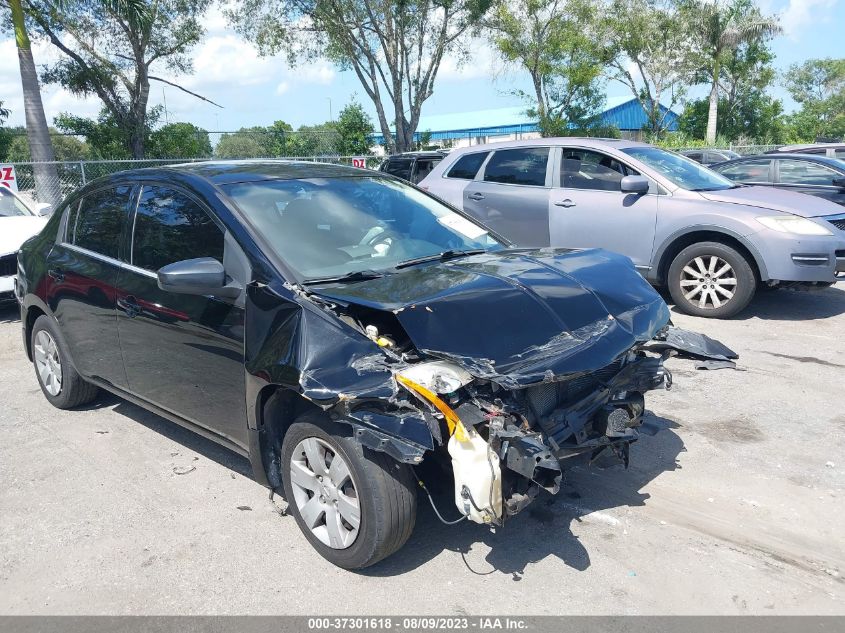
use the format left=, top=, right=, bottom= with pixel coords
left=438, top=39, right=500, bottom=81
left=275, top=81, right=290, bottom=95
left=764, top=0, right=838, bottom=41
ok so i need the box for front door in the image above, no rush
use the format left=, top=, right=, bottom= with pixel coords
left=47, top=185, right=134, bottom=388
left=549, top=148, right=659, bottom=269
left=115, top=184, right=248, bottom=448
left=463, top=146, right=552, bottom=247
left=775, top=159, right=845, bottom=207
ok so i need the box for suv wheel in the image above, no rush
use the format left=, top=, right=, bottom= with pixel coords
left=281, top=412, right=417, bottom=569
left=668, top=242, right=756, bottom=318
left=31, top=314, right=99, bottom=409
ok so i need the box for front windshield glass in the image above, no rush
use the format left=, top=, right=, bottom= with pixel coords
left=0, top=189, right=31, bottom=217
left=223, top=176, right=503, bottom=281
left=623, top=147, right=737, bottom=191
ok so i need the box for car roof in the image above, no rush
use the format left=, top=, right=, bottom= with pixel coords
left=385, top=151, right=448, bottom=159
left=447, top=137, right=650, bottom=153
left=156, top=160, right=369, bottom=185
left=769, top=143, right=845, bottom=152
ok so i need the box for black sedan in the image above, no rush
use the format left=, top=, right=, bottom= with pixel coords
left=712, top=153, right=845, bottom=207
left=16, top=160, right=729, bottom=568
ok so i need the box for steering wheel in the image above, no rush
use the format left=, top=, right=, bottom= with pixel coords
left=366, top=229, right=401, bottom=249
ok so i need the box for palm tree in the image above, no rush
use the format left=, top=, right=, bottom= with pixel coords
left=685, top=0, right=780, bottom=144
left=8, top=0, right=61, bottom=207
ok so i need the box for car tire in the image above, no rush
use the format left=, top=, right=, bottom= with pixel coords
left=668, top=242, right=756, bottom=318
left=31, top=314, right=99, bottom=409
left=281, top=412, right=417, bottom=569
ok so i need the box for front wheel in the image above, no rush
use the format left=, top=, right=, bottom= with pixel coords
left=668, top=242, right=756, bottom=318
left=281, top=412, right=417, bottom=569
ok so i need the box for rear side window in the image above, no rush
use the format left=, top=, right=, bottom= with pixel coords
left=446, top=152, right=489, bottom=180
left=685, top=152, right=703, bottom=162
left=718, top=159, right=772, bottom=183
left=71, top=186, right=132, bottom=259
left=382, top=159, right=413, bottom=181
left=483, top=148, right=549, bottom=187
left=413, top=158, right=441, bottom=183
left=132, top=185, right=224, bottom=272
left=777, top=160, right=838, bottom=186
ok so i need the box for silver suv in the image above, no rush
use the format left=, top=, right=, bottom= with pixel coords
left=420, top=138, right=845, bottom=318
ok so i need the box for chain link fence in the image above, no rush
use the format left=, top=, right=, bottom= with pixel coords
left=4, top=155, right=386, bottom=206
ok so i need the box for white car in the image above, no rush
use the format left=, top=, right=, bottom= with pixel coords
left=0, top=187, right=50, bottom=302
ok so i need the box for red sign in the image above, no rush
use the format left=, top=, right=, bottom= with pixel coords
left=351, top=157, right=367, bottom=169
left=0, top=165, right=17, bottom=191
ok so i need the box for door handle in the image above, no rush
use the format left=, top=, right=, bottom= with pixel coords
left=554, top=199, right=576, bottom=208
left=47, top=268, right=64, bottom=283
left=117, top=296, right=141, bottom=318
left=467, top=192, right=485, bottom=201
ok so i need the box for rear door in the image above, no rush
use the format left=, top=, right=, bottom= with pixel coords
left=422, top=150, right=490, bottom=207
left=115, top=184, right=249, bottom=447
left=381, top=158, right=414, bottom=182
left=463, top=147, right=552, bottom=247
left=47, top=185, right=133, bottom=388
left=775, top=159, right=845, bottom=206
left=549, top=148, right=659, bottom=269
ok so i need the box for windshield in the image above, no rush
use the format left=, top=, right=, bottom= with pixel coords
left=623, top=147, right=737, bottom=191
left=223, top=176, right=503, bottom=281
left=0, top=189, right=32, bottom=217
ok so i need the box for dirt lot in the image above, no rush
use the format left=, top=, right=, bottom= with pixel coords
left=0, top=285, right=843, bottom=615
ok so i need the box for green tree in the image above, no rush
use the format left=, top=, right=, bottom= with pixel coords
left=607, top=0, right=692, bottom=138
left=148, top=122, right=212, bottom=159
left=681, top=0, right=780, bottom=144
left=5, top=128, right=91, bottom=162
left=487, top=0, right=608, bottom=136
left=783, top=58, right=845, bottom=141
left=26, top=0, right=215, bottom=158
left=287, top=123, right=340, bottom=157
left=228, top=0, right=492, bottom=153
left=334, top=101, right=374, bottom=155
left=55, top=107, right=160, bottom=159
left=214, top=127, right=276, bottom=159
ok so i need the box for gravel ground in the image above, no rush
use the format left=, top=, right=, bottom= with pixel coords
left=0, top=285, right=843, bottom=615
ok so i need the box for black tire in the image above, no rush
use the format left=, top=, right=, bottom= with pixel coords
left=668, top=241, right=756, bottom=318
left=281, top=412, right=417, bottom=569
left=31, top=314, right=99, bottom=409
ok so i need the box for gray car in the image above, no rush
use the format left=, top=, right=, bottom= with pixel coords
left=419, top=138, right=845, bottom=318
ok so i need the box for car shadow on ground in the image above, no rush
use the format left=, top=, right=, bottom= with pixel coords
left=99, top=392, right=254, bottom=478
left=363, top=414, right=684, bottom=579
left=663, top=285, right=845, bottom=322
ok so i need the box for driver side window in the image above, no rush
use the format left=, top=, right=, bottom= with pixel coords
left=560, top=149, right=639, bottom=191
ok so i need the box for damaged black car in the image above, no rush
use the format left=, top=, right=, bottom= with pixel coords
left=16, top=161, right=735, bottom=569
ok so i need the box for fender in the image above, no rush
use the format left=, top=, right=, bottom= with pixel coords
left=19, top=292, right=54, bottom=361
left=649, top=224, right=770, bottom=283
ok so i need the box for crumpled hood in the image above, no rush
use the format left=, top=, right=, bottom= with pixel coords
left=314, top=248, right=671, bottom=387
left=699, top=186, right=842, bottom=218
left=0, top=216, right=47, bottom=257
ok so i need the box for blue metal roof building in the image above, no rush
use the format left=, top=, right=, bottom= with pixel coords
left=372, top=96, right=679, bottom=146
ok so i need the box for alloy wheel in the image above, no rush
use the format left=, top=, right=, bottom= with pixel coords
left=289, top=437, right=361, bottom=549
left=679, top=255, right=737, bottom=310
left=34, top=330, right=62, bottom=396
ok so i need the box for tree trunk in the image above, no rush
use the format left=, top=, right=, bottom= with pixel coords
left=10, top=0, right=62, bottom=208
left=705, top=65, right=720, bottom=144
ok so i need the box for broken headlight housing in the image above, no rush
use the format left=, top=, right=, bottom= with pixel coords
left=396, top=360, right=473, bottom=394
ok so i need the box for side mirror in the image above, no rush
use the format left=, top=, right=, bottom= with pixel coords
left=620, top=175, right=650, bottom=194
left=157, top=257, right=241, bottom=299
left=34, top=202, right=52, bottom=216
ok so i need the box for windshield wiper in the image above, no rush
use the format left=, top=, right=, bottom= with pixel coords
left=303, top=269, right=390, bottom=285
left=396, top=249, right=486, bottom=269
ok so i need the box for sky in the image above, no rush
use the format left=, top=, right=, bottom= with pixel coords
left=0, top=0, right=843, bottom=134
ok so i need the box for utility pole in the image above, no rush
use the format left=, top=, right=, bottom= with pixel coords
left=327, top=97, right=333, bottom=122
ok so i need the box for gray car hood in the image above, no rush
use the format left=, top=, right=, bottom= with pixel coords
left=698, top=186, right=842, bottom=218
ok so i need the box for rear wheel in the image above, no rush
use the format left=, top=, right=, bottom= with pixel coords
left=281, top=412, right=417, bottom=569
left=668, top=242, right=756, bottom=318
left=31, top=314, right=99, bottom=409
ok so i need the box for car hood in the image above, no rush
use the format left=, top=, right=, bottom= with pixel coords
left=698, top=186, right=842, bottom=218
left=0, top=216, right=47, bottom=257
left=313, top=248, right=671, bottom=388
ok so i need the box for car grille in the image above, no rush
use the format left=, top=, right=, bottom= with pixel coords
left=0, top=253, right=16, bottom=277
left=827, top=216, right=845, bottom=231
left=525, top=357, right=624, bottom=420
